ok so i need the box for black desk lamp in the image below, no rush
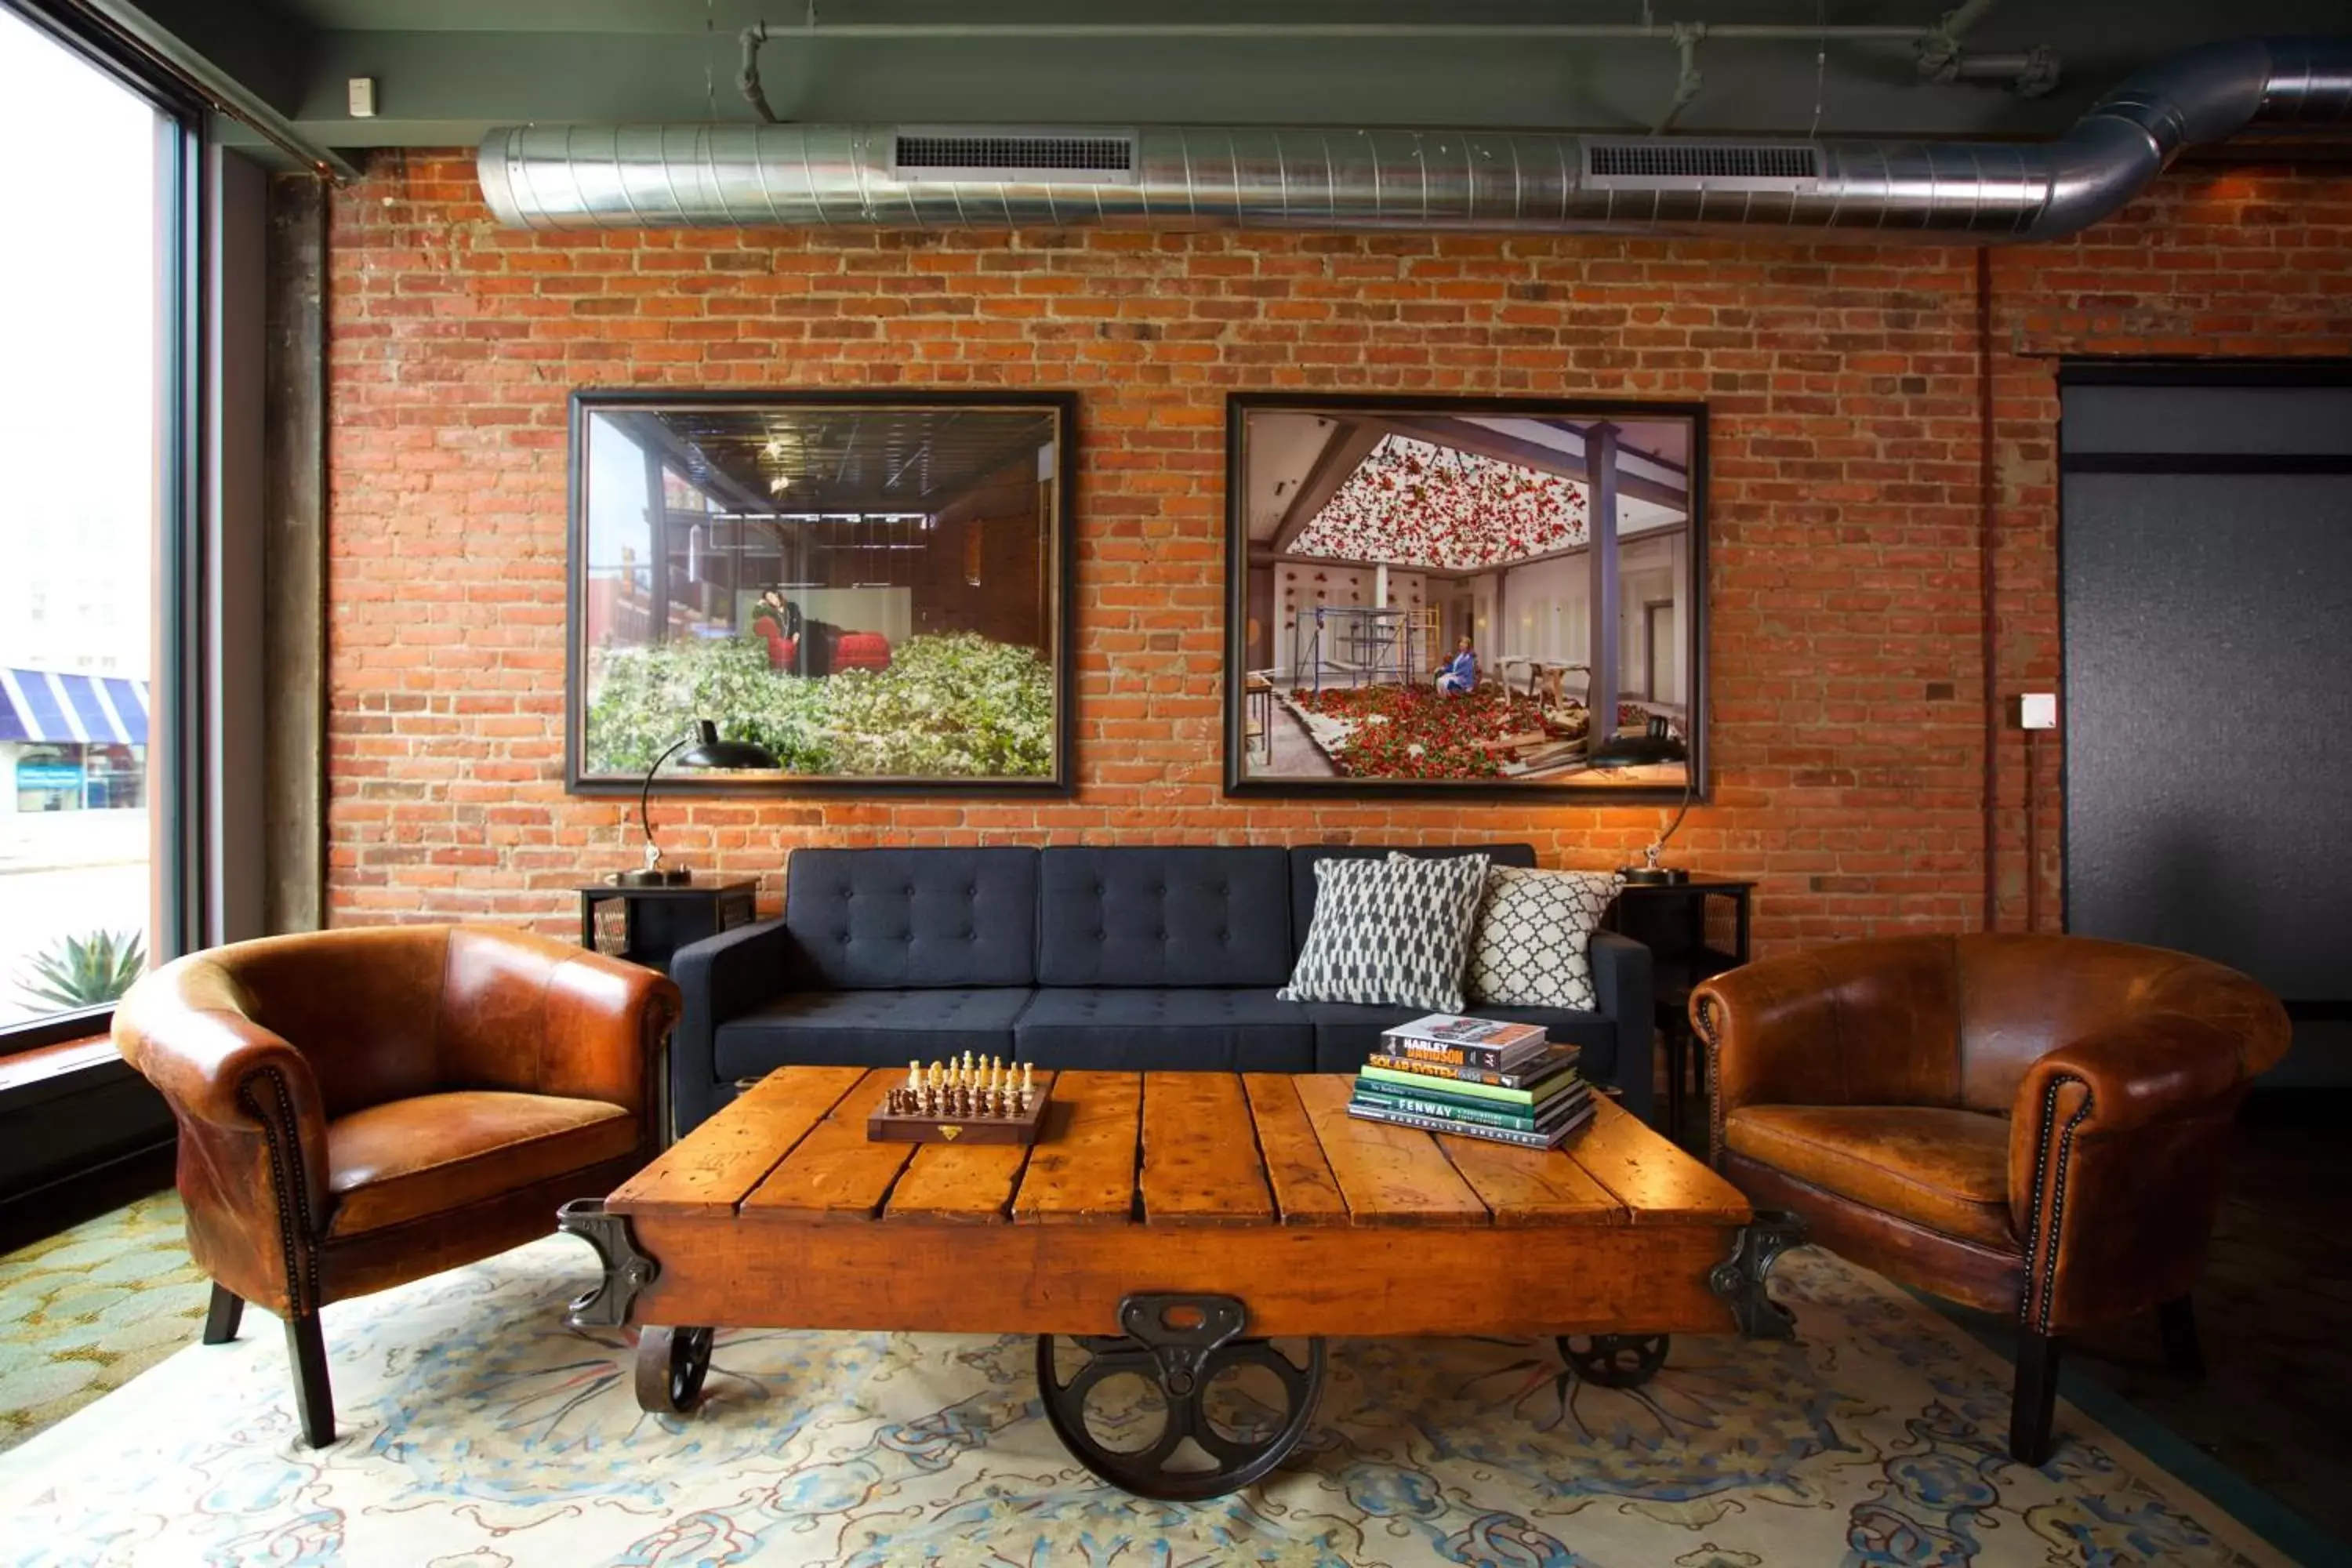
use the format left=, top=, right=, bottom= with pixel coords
left=613, top=718, right=781, bottom=887
left=1585, top=714, right=1693, bottom=886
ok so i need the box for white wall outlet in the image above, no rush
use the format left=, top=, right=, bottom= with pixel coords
left=348, top=77, right=377, bottom=118
left=2018, top=692, right=2058, bottom=731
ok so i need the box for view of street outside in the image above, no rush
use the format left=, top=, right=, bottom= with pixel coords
left=0, top=10, right=162, bottom=1030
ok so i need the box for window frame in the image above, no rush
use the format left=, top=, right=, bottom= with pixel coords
left=0, top=0, right=206, bottom=1057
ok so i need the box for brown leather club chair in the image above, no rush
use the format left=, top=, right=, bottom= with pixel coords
left=114, top=925, right=681, bottom=1448
left=1690, top=933, right=2287, bottom=1465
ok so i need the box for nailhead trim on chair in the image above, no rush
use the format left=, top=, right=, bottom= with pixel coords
left=1693, top=993, right=1727, bottom=1170
left=2021, top=1073, right=2093, bottom=1334
left=236, top=1068, right=320, bottom=1316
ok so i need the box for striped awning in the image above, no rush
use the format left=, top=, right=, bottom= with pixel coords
left=0, top=668, right=150, bottom=746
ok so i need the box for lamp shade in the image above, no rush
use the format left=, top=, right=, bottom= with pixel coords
left=674, top=717, right=780, bottom=771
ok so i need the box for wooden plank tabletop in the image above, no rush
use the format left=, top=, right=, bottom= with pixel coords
left=740, top=1070, right=916, bottom=1220
left=1011, top=1071, right=1142, bottom=1225
left=883, top=1071, right=1057, bottom=1224
left=611, top=1066, right=862, bottom=1217
left=1566, top=1097, right=1751, bottom=1224
left=1290, top=1073, right=1490, bottom=1226
left=1138, top=1073, right=1275, bottom=1225
left=621, top=1069, right=1744, bottom=1232
left=1240, top=1073, right=1348, bottom=1226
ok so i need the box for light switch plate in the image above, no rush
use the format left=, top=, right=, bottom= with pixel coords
left=2019, top=692, right=2058, bottom=731
left=348, top=77, right=376, bottom=118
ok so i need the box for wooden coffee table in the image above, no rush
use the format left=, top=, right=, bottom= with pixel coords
left=559, top=1067, right=1800, bottom=1499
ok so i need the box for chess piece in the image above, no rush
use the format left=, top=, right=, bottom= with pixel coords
left=922, top=1083, right=937, bottom=1117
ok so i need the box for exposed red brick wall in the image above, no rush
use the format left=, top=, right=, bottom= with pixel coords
left=323, top=154, right=2352, bottom=954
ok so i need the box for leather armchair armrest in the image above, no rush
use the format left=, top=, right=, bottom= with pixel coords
left=114, top=980, right=333, bottom=1240
left=669, top=917, right=797, bottom=1133
left=2007, top=1011, right=2271, bottom=1333
left=1588, top=930, right=1654, bottom=1125
left=538, top=946, right=683, bottom=1119
left=1690, top=952, right=1843, bottom=1163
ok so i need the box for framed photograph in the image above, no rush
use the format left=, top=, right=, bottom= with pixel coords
left=567, top=390, right=1076, bottom=795
left=1225, top=394, right=1706, bottom=800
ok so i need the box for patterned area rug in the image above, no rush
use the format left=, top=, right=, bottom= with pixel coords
left=0, top=1193, right=209, bottom=1453
left=0, top=1232, right=2292, bottom=1568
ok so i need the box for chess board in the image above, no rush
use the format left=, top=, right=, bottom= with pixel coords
left=866, top=1091, right=1050, bottom=1145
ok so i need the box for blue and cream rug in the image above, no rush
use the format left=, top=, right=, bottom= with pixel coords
left=0, top=1233, right=2296, bottom=1567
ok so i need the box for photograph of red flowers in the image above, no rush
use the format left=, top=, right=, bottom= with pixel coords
left=1225, top=395, right=1704, bottom=797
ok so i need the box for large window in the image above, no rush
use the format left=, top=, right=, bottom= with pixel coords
left=0, top=6, right=181, bottom=1036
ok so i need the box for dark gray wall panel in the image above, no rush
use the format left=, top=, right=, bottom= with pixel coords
left=2063, top=386, right=2352, bottom=457
left=2063, top=471, right=2352, bottom=1000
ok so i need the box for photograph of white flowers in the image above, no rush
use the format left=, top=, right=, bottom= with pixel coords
left=567, top=392, right=1075, bottom=794
left=1225, top=394, right=1707, bottom=800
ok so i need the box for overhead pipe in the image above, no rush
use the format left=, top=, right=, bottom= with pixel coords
left=1653, top=24, right=1707, bottom=137
left=478, top=35, right=2352, bottom=244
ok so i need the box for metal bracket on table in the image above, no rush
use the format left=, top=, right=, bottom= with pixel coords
left=557, top=1198, right=658, bottom=1329
left=1710, top=1209, right=1806, bottom=1339
left=1118, top=1292, right=1247, bottom=1396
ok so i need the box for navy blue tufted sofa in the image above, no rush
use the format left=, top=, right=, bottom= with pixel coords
left=669, top=844, right=1653, bottom=1134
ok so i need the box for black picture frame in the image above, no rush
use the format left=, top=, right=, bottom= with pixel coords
left=564, top=389, right=1079, bottom=797
left=1222, top=392, right=1708, bottom=803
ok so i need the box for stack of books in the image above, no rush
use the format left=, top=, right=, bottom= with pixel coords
left=1346, top=1013, right=1595, bottom=1149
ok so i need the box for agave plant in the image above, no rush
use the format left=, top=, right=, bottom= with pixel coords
left=17, top=929, right=147, bottom=1011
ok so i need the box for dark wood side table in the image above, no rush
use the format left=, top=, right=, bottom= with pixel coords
left=1604, top=876, right=1755, bottom=1148
left=574, top=877, right=760, bottom=975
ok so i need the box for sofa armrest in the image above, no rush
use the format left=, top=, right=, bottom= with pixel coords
left=1589, top=930, right=1655, bottom=1126
left=2008, top=1010, right=2277, bottom=1332
left=669, top=917, right=797, bottom=1133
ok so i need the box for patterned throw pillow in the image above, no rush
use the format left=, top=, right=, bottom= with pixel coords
left=1278, top=854, right=1492, bottom=1012
left=1465, top=866, right=1624, bottom=1011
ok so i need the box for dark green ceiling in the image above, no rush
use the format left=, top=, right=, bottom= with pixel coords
left=103, top=0, right=2352, bottom=162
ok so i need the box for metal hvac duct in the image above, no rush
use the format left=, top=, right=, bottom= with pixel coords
left=477, top=35, right=2351, bottom=242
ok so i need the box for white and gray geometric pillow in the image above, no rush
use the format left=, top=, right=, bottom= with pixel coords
left=1278, top=853, right=1491, bottom=1012
left=1465, top=866, right=1624, bottom=1011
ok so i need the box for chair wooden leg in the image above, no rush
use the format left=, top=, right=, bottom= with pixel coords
left=201, top=1284, right=245, bottom=1345
left=2158, top=1295, right=2205, bottom=1381
left=2009, top=1331, right=2063, bottom=1466
left=284, top=1312, right=336, bottom=1447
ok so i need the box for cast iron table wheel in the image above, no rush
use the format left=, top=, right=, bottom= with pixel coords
left=634, top=1324, right=714, bottom=1414
left=1558, top=1333, right=1670, bottom=1388
left=1036, top=1294, right=1324, bottom=1501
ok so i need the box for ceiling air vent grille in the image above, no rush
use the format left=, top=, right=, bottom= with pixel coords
left=891, top=128, right=1138, bottom=183
left=1584, top=141, right=1820, bottom=192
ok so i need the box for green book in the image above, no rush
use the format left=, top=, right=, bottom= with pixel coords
left=1353, top=1081, right=1588, bottom=1132
left=1360, top=1059, right=1579, bottom=1106
left=1346, top=1099, right=1596, bottom=1150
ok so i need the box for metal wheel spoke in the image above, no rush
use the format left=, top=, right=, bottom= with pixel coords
left=1557, top=1332, right=1670, bottom=1388
left=1035, top=1296, right=1325, bottom=1501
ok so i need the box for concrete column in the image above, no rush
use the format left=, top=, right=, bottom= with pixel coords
left=263, top=172, right=325, bottom=934
left=1586, top=423, right=1621, bottom=744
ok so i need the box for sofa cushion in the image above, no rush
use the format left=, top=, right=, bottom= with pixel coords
left=1012, top=988, right=1313, bottom=1072
left=713, top=988, right=1033, bottom=1080
left=783, top=848, right=1037, bottom=989
left=1279, top=853, right=1490, bottom=1012
left=325, top=1091, right=637, bottom=1238
left=1038, top=847, right=1292, bottom=989
left=1467, top=866, right=1624, bottom=1011
left=1723, top=1105, right=2016, bottom=1250
left=1301, top=1000, right=1622, bottom=1076
left=1290, top=844, right=1537, bottom=959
